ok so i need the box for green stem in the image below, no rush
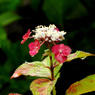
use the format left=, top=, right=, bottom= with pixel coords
left=50, top=55, right=54, bottom=80
left=50, top=54, right=56, bottom=95
left=47, top=43, right=54, bottom=80
left=48, top=43, right=56, bottom=95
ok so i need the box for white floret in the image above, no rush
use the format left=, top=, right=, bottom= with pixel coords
left=32, top=24, right=66, bottom=42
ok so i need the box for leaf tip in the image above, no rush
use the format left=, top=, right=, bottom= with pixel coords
left=10, top=76, right=13, bottom=80
left=10, top=73, right=21, bottom=79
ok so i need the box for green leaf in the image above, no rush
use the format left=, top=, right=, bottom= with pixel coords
left=65, top=74, right=95, bottom=95
left=0, top=27, right=7, bottom=39
left=53, top=86, right=56, bottom=95
left=7, top=0, right=21, bottom=11
left=0, top=26, right=7, bottom=48
left=0, top=11, right=21, bottom=26
left=0, top=0, right=21, bottom=12
left=42, top=0, right=64, bottom=25
left=54, top=64, right=62, bottom=77
left=11, top=61, right=51, bottom=79
left=42, top=0, right=79, bottom=25
left=41, top=55, right=51, bottom=67
left=30, top=73, right=60, bottom=95
left=66, top=50, right=95, bottom=62
left=42, top=53, right=62, bottom=77
left=66, top=2, right=88, bottom=20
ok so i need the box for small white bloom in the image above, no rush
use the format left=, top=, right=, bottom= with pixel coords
left=32, top=24, right=66, bottom=42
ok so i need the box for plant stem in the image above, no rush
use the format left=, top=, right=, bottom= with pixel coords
left=48, top=43, right=56, bottom=95
left=50, top=54, right=56, bottom=95
left=50, top=55, right=54, bottom=80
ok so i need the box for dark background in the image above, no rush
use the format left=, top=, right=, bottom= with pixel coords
left=0, top=0, right=95, bottom=95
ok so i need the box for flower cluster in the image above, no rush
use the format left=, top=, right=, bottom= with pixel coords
left=33, top=24, right=66, bottom=42
left=21, top=24, right=71, bottom=63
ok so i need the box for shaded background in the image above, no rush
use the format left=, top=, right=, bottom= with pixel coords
left=0, top=0, right=95, bottom=95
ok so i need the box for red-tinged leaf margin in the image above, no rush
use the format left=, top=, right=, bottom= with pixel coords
left=30, top=73, right=60, bottom=95
left=65, top=74, right=95, bottom=95
left=10, top=61, right=51, bottom=79
left=66, top=50, right=95, bottom=62
left=8, top=93, right=22, bottom=95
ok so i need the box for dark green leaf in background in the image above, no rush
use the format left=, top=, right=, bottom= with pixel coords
left=0, top=0, right=21, bottom=12
left=42, top=0, right=80, bottom=25
left=0, top=12, right=21, bottom=26
left=0, top=27, right=7, bottom=47
left=66, top=2, right=88, bottom=20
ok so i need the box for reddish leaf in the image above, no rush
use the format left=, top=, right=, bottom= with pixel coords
left=65, top=74, right=95, bottom=95
left=30, top=73, right=60, bottom=95
left=66, top=50, right=95, bottom=62
left=10, top=61, right=51, bottom=79
left=8, top=93, right=22, bottom=95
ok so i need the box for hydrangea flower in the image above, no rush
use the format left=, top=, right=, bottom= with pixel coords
left=52, top=44, right=71, bottom=63
left=21, top=24, right=67, bottom=56
left=21, top=29, right=32, bottom=44
left=28, top=39, right=40, bottom=56
left=32, top=24, right=66, bottom=42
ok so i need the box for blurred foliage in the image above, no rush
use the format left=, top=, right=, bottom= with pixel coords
left=0, top=12, right=21, bottom=26
left=0, top=0, right=21, bottom=12
left=0, top=0, right=95, bottom=95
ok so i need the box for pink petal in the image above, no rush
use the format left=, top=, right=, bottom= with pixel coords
left=63, top=45, right=72, bottom=56
left=54, top=28, right=59, bottom=31
left=22, top=29, right=31, bottom=39
left=59, top=44, right=65, bottom=49
left=29, top=49, right=38, bottom=56
left=34, top=39, right=40, bottom=49
left=21, top=29, right=31, bottom=44
left=21, top=39, right=27, bottom=44
left=34, top=39, right=40, bottom=46
left=28, top=40, right=40, bottom=56
left=55, top=54, right=67, bottom=63
left=52, top=45, right=59, bottom=54
left=28, top=42, right=36, bottom=50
